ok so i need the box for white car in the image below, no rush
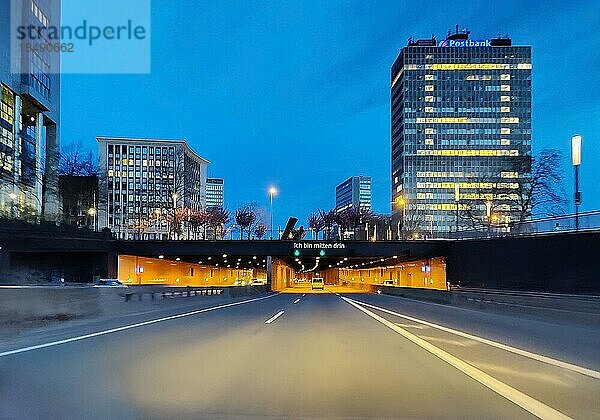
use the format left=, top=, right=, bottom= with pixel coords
left=251, top=278, right=267, bottom=286
left=93, top=279, right=128, bottom=288
left=311, top=278, right=324, bottom=290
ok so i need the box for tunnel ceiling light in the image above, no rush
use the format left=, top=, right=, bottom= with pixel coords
left=253, top=256, right=257, bottom=259
left=158, top=255, right=164, bottom=259
left=223, top=254, right=228, bottom=258
left=207, top=257, right=212, bottom=260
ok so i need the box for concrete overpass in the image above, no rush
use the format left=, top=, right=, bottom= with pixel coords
left=2, top=222, right=600, bottom=293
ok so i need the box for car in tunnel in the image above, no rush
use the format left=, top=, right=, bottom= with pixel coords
left=311, top=278, right=324, bottom=290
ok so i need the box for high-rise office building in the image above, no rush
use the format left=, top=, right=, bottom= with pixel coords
left=98, top=137, right=208, bottom=240
left=335, top=176, right=372, bottom=212
left=391, top=28, right=532, bottom=236
left=206, top=178, right=224, bottom=208
left=0, top=0, right=61, bottom=220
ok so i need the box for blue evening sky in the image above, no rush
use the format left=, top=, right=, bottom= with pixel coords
left=61, top=0, right=600, bottom=229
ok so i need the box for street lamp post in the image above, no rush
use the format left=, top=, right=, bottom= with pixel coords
left=269, top=187, right=277, bottom=240
left=88, top=207, right=98, bottom=232
left=395, top=197, right=406, bottom=240
left=572, top=135, right=582, bottom=231
left=171, top=192, right=179, bottom=240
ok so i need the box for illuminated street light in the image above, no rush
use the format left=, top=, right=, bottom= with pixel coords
left=572, top=135, right=582, bottom=231
left=269, top=186, right=278, bottom=240
left=395, top=196, right=407, bottom=240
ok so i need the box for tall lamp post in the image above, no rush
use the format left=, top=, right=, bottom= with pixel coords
left=171, top=192, right=179, bottom=240
left=269, top=186, right=277, bottom=240
left=572, top=135, right=582, bottom=231
left=395, top=196, right=406, bottom=240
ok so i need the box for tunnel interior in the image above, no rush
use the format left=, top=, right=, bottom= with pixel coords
left=117, top=252, right=447, bottom=294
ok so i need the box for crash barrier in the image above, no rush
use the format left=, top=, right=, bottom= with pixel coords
left=0, top=285, right=270, bottom=327
left=376, top=285, right=600, bottom=325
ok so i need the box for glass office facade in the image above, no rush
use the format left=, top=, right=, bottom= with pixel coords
left=391, top=34, right=532, bottom=234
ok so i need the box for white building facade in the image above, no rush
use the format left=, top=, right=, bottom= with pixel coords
left=98, top=137, right=208, bottom=240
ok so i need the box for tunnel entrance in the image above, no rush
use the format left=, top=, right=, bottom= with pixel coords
left=273, top=255, right=447, bottom=294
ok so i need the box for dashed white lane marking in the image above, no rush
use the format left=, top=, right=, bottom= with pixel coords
left=293, top=299, right=300, bottom=304
left=302, top=294, right=306, bottom=297
left=342, top=297, right=572, bottom=420
left=346, top=297, right=600, bottom=380
left=264, top=311, right=285, bottom=324
left=0, top=294, right=280, bottom=358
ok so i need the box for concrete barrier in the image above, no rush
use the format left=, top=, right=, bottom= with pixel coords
left=377, top=286, right=600, bottom=325
left=0, top=285, right=271, bottom=330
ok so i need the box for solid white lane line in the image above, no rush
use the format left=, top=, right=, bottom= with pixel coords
left=346, top=297, right=600, bottom=380
left=293, top=299, right=300, bottom=304
left=264, top=311, right=285, bottom=324
left=342, top=297, right=572, bottom=420
left=0, top=294, right=280, bottom=358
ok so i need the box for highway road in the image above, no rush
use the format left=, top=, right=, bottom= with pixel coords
left=1, top=290, right=599, bottom=419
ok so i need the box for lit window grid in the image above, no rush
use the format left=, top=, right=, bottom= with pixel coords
left=391, top=44, right=531, bottom=232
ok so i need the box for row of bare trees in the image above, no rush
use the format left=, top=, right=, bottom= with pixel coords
left=307, top=207, right=381, bottom=240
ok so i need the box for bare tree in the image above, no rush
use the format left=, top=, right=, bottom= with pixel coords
left=318, top=209, right=337, bottom=240
left=401, top=205, right=426, bottom=239
left=235, top=205, right=257, bottom=240
left=308, top=211, right=325, bottom=239
left=59, top=142, right=97, bottom=176
left=508, top=149, right=567, bottom=223
left=254, top=223, right=267, bottom=240
left=207, top=206, right=230, bottom=240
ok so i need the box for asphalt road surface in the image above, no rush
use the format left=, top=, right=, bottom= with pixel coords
left=1, top=291, right=599, bottom=419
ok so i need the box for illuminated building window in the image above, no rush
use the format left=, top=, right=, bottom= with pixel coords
left=501, top=85, right=511, bottom=91
left=501, top=107, right=510, bottom=113
left=429, top=63, right=511, bottom=70
left=416, top=149, right=519, bottom=157
left=500, top=95, right=511, bottom=102
left=500, top=74, right=511, bottom=80
left=425, top=138, right=434, bottom=145
left=425, top=128, right=436, bottom=134
left=425, top=107, right=434, bottom=113
left=424, top=96, right=435, bottom=102
left=517, top=63, right=532, bottom=69
left=425, top=74, right=434, bottom=81
left=501, top=128, right=511, bottom=135
left=108, top=170, right=114, bottom=177
left=501, top=172, right=519, bottom=178
left=416, top=117, right=512, bottom=124
left=425, top=85, right=434, bottom=91
left=501, top=139, right=511, bottom=146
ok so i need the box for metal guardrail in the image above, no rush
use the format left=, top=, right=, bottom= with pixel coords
left=120, top=286, right=224, bottom=301
left=445, top=210, right=600, bottom=240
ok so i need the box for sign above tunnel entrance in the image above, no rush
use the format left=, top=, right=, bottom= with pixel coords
left=292, top=242, right=347, bottom=256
